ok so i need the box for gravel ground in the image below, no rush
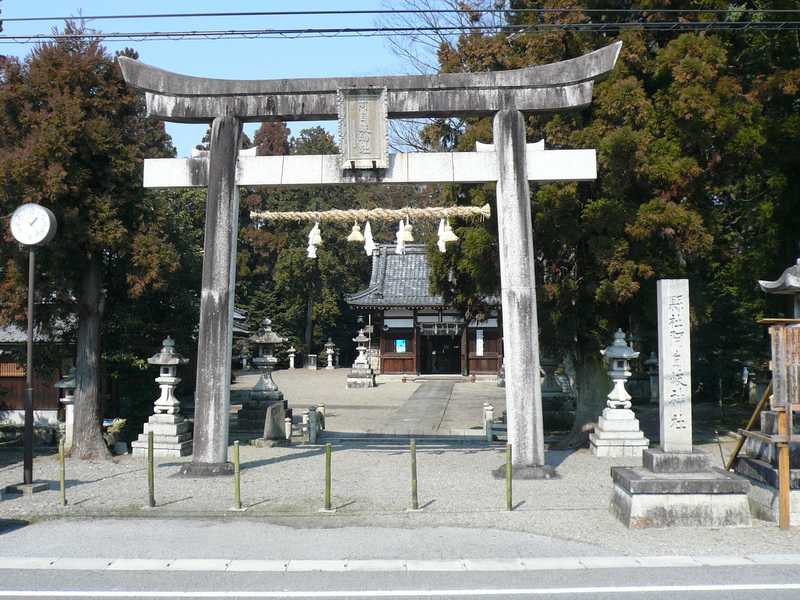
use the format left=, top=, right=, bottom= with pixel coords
left=2, top=370, right=795, bottom=557
left=1, top=439, right=797, bottom=557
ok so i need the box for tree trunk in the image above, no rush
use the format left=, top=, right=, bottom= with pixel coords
left=304, top=294, right=313, bottom=359
left=71, top=256, right=111, bottom=460
left=555, top=351, right=608, bottom=450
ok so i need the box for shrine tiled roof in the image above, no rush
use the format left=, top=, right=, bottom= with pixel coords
left=346, top=244, right=446, bottom=309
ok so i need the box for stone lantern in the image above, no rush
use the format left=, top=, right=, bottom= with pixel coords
left=644, top=352, right=659, bottom=404
left=589, top=329, right=649, bottom=457
left=132, top=337, right=193, bottom=457
left=602, top=329, right=639, bottom=409
left=288, top=345, right=297, bottom=369
left=346, top=328, right=375, bottom=389
left=324, top=337, right=336, bottom=370
left=238, top=318, right=287, bottom=441
left=54, top=367, right=77, bottom=452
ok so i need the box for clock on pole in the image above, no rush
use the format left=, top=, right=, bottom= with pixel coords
left=4, top=202, right=57, bottom=496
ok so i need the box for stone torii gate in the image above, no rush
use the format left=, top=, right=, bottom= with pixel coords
left=119, top=42, right=621, bottom=476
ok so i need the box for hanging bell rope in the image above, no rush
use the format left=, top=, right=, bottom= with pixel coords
left=251, top=204, right=491, bottom=224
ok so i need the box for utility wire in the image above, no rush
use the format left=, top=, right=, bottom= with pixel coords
left=5, top=8, right=800, bottom=22
left=2, top=21, right=799, bottom=44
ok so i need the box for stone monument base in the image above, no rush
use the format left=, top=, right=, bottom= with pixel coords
left=178, top=461, right=234, bottom=477
left=346, top=366, right=375, bottom=389
left=131, top=413, right=193, bottom=457
left=491, top=464, right=558, bottom=480
left=589, top=408, right=649, bottom=458
left=233, top=391, right=284, bottom=433
left=610, top=449, right=752, bottom=528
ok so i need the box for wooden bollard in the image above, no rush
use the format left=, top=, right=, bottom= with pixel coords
left=233, top=440, right=242, bottom=510
left=147, top=430, right=155, bottom=508
left=58, top=439, right=66, bottom=507
left=778, top=408, right=791, bottom=530
left=410, top=439, right=419, bottom=510
left=505, top=443, right=512, bottom=511
left=324, top=443, right=332, bottom=511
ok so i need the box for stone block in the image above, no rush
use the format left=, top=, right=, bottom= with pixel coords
left=590, top=407, right=649, bottom=458
left=611, top=483, right=751, bottom=528
left=131, top=439, right=193, bottom=457
left=734, top=456, right=800, bottom=490
left=642, top=448, right=711, bottom=473
left=147, top=414, right=185, bottom=425
left=136, top=432, right=191, bottom=445
left=742, top=437, right=800, bottom=467
left=143, top=421, right=190, bottom=436
left=611, top=466, right=751, bottom=495
left=598, top=415, right=641, bottom=432
left=746, top=479, right=800, bottom=526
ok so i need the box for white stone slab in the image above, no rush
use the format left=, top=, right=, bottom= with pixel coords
left=657, top=279, right=693, bottom=453
left=142, top=149, right=597, bottom=187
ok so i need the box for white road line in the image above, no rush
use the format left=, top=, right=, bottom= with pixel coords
left=0, top=554, right=799, bottom=573
left=1, top=583, right=800, bottom=597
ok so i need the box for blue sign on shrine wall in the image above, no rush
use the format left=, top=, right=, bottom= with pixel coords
left=395, top=339, right=407, bottom=353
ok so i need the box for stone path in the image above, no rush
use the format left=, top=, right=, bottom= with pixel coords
left=370, top=381, right=455, bottom=435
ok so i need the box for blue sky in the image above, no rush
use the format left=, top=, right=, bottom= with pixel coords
left=2, top=1, right=412, bottom=156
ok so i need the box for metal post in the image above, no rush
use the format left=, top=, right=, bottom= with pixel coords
left=505, top=443, right=512, bottom=511
left=147, top=430, right=155, bottom=508
left=23, top=249, right=35, bottom=485
left=324, top=443, right=332, bottom=511
left=58, top=438, right=66, bottom=507
left=233, top=440, right=241, bottom=510
left=410, top=439, right=418, bottom=510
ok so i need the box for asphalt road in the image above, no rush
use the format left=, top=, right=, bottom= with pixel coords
left=2, top=518, right=799, bottom=599
left=1, top=564, right=800, bottom=599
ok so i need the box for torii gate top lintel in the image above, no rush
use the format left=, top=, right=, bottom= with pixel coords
left=118, top=41, right=621, bottom=123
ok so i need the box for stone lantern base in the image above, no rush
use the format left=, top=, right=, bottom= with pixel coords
left=589, top=407, right=649, bottom=458
left=346, top=366, right=375, bottom=389
left=610, top=448, right=752, bottom=528
left=131, top=413, right=193, bottom=457
left=234, top=389, right=285, bottom=434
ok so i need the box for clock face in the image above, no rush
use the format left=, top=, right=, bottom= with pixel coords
left=9, top=203, right=57, bottom=246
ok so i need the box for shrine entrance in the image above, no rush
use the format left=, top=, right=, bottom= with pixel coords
left=420, top=334, right=461, bottom=375
left=119, top=41, right=621, bottom=475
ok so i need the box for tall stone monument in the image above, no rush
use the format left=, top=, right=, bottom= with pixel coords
left=132, top=337, right=193, bottom=458
left=610, top=279, right=751, bottom=528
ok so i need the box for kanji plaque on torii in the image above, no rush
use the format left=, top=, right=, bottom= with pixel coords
left=119, top=41, right=622, bottom=477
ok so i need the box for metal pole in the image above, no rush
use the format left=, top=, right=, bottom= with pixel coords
left=233, top=440, right=241, bottom=510
left=23, top=248, right=35, bottom=486
left=59, top=438, right=66, bottom=507
left=410, top=439, right=418, bottom=510
left=506, top=443, right=512, bottom=511
left=324, top=443, right=332, bottom=511
left=147, top=430, right=155, bottom=508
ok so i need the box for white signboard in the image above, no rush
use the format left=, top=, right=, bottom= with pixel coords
left=337, top=88, right=388, bottom=170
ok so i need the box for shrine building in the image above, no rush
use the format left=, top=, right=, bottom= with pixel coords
left=346, top=244, right=502, bottom=376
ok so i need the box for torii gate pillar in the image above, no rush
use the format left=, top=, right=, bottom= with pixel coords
left=182, top=116, right=243, bottom=475
left=494, top=109, right=549, bottom=475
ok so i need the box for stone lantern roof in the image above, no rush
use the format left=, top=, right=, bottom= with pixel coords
left=602, top=329, right=639, bottom=362
left=250, top=318, right=286, bottom=346
left=148, top=336, right=189, bottom=366
left=759, top=258, right=800, bottom=295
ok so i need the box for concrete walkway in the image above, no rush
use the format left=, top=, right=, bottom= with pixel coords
left=374, top=381, right=455, bottom=435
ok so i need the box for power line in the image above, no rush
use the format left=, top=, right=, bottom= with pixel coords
left=1, top=21, right=799, bottom=44
left=4, top=8, right=800, bottom=22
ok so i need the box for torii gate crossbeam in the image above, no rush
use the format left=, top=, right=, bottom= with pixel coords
left=119, top=42, right=621, bottom=477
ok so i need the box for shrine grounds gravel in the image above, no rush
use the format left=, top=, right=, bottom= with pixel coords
left=1, top=370, right=797, bottom=558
